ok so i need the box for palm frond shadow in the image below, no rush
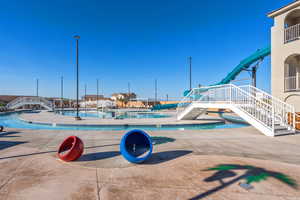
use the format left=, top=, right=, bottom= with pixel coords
left=189, top=164, right=297, bottom=200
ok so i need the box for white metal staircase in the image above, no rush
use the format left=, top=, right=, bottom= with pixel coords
left=177, top=84, right=297, bottom=136
left=6, top=96, right=54, bottom=111
left=177, top=103, right=207, bottom=120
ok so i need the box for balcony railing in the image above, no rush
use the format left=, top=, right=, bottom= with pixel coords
left=284, top=75, right=300, bottom=91
left=284, top=23, right=300, bottom=43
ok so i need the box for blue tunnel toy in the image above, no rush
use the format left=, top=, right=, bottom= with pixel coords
left=120, top=129, right=153, bottom=163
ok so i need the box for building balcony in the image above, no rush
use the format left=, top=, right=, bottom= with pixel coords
left=284, top=23, right=300, bottom=43
left=284, top=75, right=300, bottom=91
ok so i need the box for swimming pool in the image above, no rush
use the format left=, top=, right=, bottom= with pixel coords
left=59, top=111, right=170, bottom=119
left=0, top=113, right=248, bottom=131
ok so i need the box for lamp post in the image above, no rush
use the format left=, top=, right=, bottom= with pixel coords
left=96, top=79, right=99, bottom=111
left=84, top=84, right=87, bottom=113
left=61, top=76, right=64, bottom=112
left=189, top=56, right=192, bottom=91
left=36, top=78, right=39, bottom=110
left=128, top=82, right=131, bottom=107
left=36, top=78, right=39, bottom=97
left=155, top=79, right=157, bottom=106
left=74, top=35, right=81, bottom=120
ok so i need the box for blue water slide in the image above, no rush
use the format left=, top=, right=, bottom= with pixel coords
left=215, top=46, right=271, bottom=85
left=152, top=103, right=178, bottom=111
left=153, top=46, right=271, bottom=110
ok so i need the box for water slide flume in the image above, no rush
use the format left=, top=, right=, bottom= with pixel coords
left=216, top=46, right=271, bottom=85
left=152, top=46, right=271, bottom=110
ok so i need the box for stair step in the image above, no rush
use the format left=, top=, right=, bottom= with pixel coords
left=274, top=125, right=288, bottom=131
left=274, top=129, right=295, bottom=136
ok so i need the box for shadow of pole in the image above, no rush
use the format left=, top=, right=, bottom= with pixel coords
left=0, top=143, right=119, bottom=160
left=144, top=150, right=192, bottom=165
left=76, top=151, right=121, bottom=161
left=189, top=174, right=247, bottom=200
left=0, top=141, right=27, bottom=151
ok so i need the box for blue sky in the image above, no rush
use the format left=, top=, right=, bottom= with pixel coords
left=0, top=0, right=293, bottom=99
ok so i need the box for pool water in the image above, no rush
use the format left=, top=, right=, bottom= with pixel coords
left=59, top=111, right=170, bottom=119
left=0, top=113, right=248, bottom=131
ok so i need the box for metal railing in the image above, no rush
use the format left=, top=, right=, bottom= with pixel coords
left=177, top=84, right=296, bottom=133
left=284, top=23, right=300, bottom=43
left=6, top=96, right=53, bottom=110
left=239, top=85, right=295, bottom=130
left=284, top=75, right=300, bottom=91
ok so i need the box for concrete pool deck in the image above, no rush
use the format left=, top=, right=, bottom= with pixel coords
left=18, top=111, right=225, bottom=126
left=1, top=126, right=300, bottom=199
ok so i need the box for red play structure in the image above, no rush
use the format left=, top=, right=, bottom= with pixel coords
left=57, top=136, right=84, bottom=161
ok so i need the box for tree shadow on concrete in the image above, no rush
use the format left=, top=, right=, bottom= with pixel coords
left=151, top=136, right=175, bottom=145
left=189, top=164, right=298, bottom=200
left=0, top=131, right=21, bottom=138
left=0, top=141, right=27, bottom=151
left=77, top=151, right=121, bottom=161
left=144, top=150, right=192, bottom=165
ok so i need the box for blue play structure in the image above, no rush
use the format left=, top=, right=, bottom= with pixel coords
left=152, top=46, right=271, bottom=110
left=120, top=129, right=153, bottom=163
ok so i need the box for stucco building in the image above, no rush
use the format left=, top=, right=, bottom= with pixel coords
left=268, top=0, right=300, bottom=111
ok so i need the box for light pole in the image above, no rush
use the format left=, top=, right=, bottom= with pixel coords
left=84, top=84, right=87, bottom=113
left=128, top=82, right=131, bottom=107
left=74, top=35, right=81, bottom=120
left=61, top=76, right=64, bottom=112
left=36, top=78, right=39, bottom=110
left=36, top=78, right=39, bottom=97
left=189, top=56, right=192, bottom=91
left=155, top=79, right=157, bottom=106
left=96, top=79, right=99, bottom=111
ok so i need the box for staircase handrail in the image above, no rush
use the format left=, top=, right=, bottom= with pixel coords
left=238, top=85, right=295, bottom=130
left=239, top=85, right=294, bottom=110
left=177, top=84, right=296, bottom=132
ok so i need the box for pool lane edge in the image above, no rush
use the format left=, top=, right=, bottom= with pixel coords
left=17, top=114, right=226, bottom=128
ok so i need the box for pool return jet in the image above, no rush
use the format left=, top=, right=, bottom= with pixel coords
left=57, top=129, right=153, bottom=163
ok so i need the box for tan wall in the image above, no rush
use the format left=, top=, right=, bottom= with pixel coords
left=126, top=101, right=147, bottom=108
left=271, top=6, right=300, bottom=111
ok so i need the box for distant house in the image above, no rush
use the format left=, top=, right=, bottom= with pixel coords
left=111, top=93, right=137, bottom=108
left=111, top=93, right=137, bottom=101
left=82, top=94, right=105, bottom=101
left=81, top=94, right=115, bottom=108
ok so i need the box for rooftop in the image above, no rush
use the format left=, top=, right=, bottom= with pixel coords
left=268, top=0, right=300, bottom=18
